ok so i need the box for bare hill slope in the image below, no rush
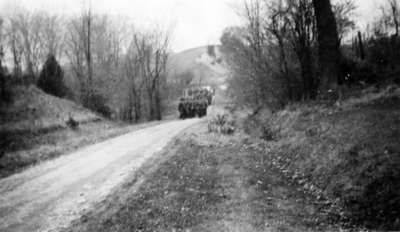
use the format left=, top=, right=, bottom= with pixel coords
left=0, top=85, right=100, bottom=133
left=167, top=45, right=228, bottom=87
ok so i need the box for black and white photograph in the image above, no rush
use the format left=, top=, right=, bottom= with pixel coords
left=0, top=0, right=399, bottom=231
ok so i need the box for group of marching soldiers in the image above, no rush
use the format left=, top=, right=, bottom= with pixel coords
left=178, top=86, right=214, bottom=119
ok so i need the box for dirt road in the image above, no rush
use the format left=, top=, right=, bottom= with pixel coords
left=64, top=122, right=340, bottom=232
left=0, top=119, right=199, bottom=232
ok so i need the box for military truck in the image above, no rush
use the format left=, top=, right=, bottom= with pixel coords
left=178, top=86, right=214, bottom=119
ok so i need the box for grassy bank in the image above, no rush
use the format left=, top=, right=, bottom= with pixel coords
left=245, top=86, right=400, bottom=230
left=0, top=84, right=166, bottom=178
left=0, top=120, right=162, bottom=178
left=0, top=85, right=100, bottom=133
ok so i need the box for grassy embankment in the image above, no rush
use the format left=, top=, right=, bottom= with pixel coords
left=245, top=85, right=400, bottom=230
left=0, top=85, right=160, bottom=178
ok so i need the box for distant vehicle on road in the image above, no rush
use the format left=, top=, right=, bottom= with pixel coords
left=178, top=86, right=214, bottom=119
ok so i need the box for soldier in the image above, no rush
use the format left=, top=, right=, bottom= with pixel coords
left=178, top=86, right=210, bottom=119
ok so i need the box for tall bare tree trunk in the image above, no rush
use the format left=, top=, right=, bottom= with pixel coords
left=154, top=77, right=162, bottom=120
left=11, top=40, right=22, bottom=79
left=131, top=85, right=142, bottom=122
left=86, top=7, right=93, bottom=89
left=357, top=31, right=365, bottom=60
left=298, top=45, right=315, bottom=100
left=147, top=89, right=155, bottom=121
left=0, top=17, right=8, bottom=103
left=0, top=45, right=4, bottom=100
left=313, top=0, right=341, bottom=100
left=277, top=37, right=292, bottom=100
left=134, top=95, right=141, bottom=122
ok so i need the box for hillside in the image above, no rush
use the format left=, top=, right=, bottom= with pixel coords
left=0, top=85, right=100, bottom=133
left=167, top=45, right=229, bottom=88
left=0, top=85, right=165, bottom=178
left=244, top=86, right=400, bottom=230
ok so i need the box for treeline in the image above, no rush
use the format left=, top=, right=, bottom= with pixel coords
left=0, top=7, right=171, bottom=122
left=221, top=0, right=400, bottom=110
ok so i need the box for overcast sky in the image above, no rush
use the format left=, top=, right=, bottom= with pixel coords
left=0, top=0, right=382, bottom=52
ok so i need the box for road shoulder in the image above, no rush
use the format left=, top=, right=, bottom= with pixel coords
left=64, top=121, right=340, bottom=232
left=0, top=120, right=164, bottom=178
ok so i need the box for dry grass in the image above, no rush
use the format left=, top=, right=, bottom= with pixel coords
left=206, top=106, right=236, bottom=134
left=64, top=122, right=339, bottom=232
left=245, top=86, right=400, bottom=230
left=0, top=85, right=107, bottom=177
left=339, top=85, right=400, bottom=109
left=0, top=85, right=100, bottom=133
left=0, top=119, right=162, bottom=178
left=0, top=84, right=170, bottom=178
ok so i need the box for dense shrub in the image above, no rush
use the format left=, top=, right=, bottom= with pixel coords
left=0, top=70, right=13, bottom=104
left=37, top=55, right=68, bottom=97
left=366, top=35, right=400, bottom=84
left=207, top=45, right=216, bottom=57
left=66, top=116, right=79, bottom=130
left=207, top=113, right=235, bottom=135
left=339, top=58, right=377, bottom=86
left=341, top=35, right=400, bottom=87
left=82, top=90, right=112, bottom=118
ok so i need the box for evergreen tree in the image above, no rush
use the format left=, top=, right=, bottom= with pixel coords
left=37, top=54, right=67, bottom=97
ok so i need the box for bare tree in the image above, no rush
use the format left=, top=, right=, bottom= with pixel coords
left=357, top=31, right=365, bottom=60
left=83, top=6, right=93, bottom=90
left=221, top=26, right=259, bottom=108
left=0, top=17, right=5, bottom=99
left=244, top=0, right=284, bottom=106
left=14, top=11, right=45, bottom=80
left=92, top=15, right=127, bottom=82
left=4, top=11, right=77, bottom=83
left=263, top=0, right=317, bottom=100
left=372, top=0, right=400, bottom=36
left=65, top=16, right=86, bottom=93
left=0, top=6, right=175, bottom=121
left=64, top=11, right=173, bottom=120
left=221, top=24, right=283, bottom=110
left=138, top=31, right=169, bottom=121
left=64, top=6, right=94, bottom=102
left=332, top=0, right=356, bottom=42
left=287, top=0, right=318, bottom=99
left=223, top=0, right=355, bottom=107
left=7, top=16, right=24, bottom=79
left=123, top=34, right=144, bottom=122
left=265, top=0, right=293, bottom=99
left=41, top=14, right=64, bottom=58
left=388, top=0, right=399, bottom=36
